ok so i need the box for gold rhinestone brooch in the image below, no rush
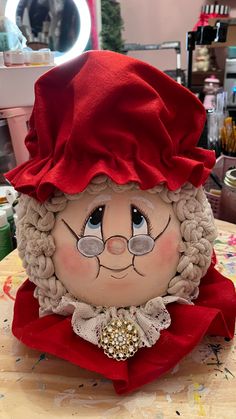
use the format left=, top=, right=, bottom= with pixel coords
left=99, top=319, right=140, bottom=361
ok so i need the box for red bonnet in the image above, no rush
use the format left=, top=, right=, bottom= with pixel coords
left=6, top=50, right=215, bottom=202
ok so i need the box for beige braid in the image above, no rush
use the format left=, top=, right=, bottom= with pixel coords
left=16, top=177, right=217, bottom=315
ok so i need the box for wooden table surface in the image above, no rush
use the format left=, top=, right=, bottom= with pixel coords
left=0, top=219, right=235, bottom=419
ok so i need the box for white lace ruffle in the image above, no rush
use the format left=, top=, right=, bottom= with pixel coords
left=50, top=295, right=191, bottom=349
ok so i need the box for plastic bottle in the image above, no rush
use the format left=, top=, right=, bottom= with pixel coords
left=0, top=52, right=5, bottom=67
left=0, top=209, right=13, bottom=261
left=3, top=50, right=25, bottom=67
left=0, top=203, right=16, bottom=248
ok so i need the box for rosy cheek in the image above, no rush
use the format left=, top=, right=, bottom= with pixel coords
left=135, top=230, right=181, bottom=274
left=53, top=244, right=97, bottom=278
left=156, top=231, right=180, bottom=262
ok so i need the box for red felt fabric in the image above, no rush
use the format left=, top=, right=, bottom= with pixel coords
left=12, top=261, right=236, bottom=394
left=6, top=50, right=215, bottom=202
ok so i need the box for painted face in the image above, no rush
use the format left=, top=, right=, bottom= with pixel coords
left=52, top=187, right=182, bottom=307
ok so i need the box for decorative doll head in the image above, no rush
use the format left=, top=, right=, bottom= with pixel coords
left=6, top=50, right=217, bottom=360
left=16, top=178, right=216, bottom=313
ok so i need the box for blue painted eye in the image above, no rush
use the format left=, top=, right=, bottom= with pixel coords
left=88, top=206, right=104, bottom=228
left=131, top=206, right=148, bottom=235
left=84, top=206, right=104, bottom=238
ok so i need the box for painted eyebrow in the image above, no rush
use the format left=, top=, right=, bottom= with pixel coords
left=130, top=196, right=154, bottom=210
left=86, top=194, right=112, bottom=214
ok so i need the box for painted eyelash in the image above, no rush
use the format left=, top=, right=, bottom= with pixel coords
left=130, top=204, right=153, bottom=236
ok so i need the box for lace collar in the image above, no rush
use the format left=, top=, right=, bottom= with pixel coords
left=46, top=294, right=191, bottom=361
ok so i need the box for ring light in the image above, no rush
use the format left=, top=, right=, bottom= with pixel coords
left=5, top=0, right=92, bottom=65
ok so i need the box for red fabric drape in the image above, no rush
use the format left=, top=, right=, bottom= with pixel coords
left=12, top=261, right=236, bottom=394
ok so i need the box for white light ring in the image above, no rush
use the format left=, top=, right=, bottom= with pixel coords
left=5, top=0, right=91, bottom=65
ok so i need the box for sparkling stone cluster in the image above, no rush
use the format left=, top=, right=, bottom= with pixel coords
left=99, top=319, right=140, bottom=361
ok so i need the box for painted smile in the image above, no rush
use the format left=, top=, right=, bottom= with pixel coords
left=100, top=264, right=132, bottom=272
left=99, top=261, right=145, bottom=278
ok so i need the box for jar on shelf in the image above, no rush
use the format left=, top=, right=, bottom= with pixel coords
left=219, top=168, right=236, bottom=223
left=203, top=75, right=220, bottom=110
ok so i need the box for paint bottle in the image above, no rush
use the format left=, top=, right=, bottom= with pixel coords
left=0, top=209, right=13, bottom=261
left=3, top=50, right=25, bottom=67
left=0, top=203, right=16, bottom=248
left=0, top=52, right=5, bottom=67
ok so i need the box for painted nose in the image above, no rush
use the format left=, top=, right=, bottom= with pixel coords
left=106, top=236, right=127, bottom=255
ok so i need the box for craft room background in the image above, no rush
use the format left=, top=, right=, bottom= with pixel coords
left=0, top=0, right=236, bottom=252
left=0, top=3, right=236, bottom=419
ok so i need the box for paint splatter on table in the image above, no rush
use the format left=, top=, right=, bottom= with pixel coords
left=0, top=219, right=235, bottom=418
left=215, top=231, right=236, bottom=284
